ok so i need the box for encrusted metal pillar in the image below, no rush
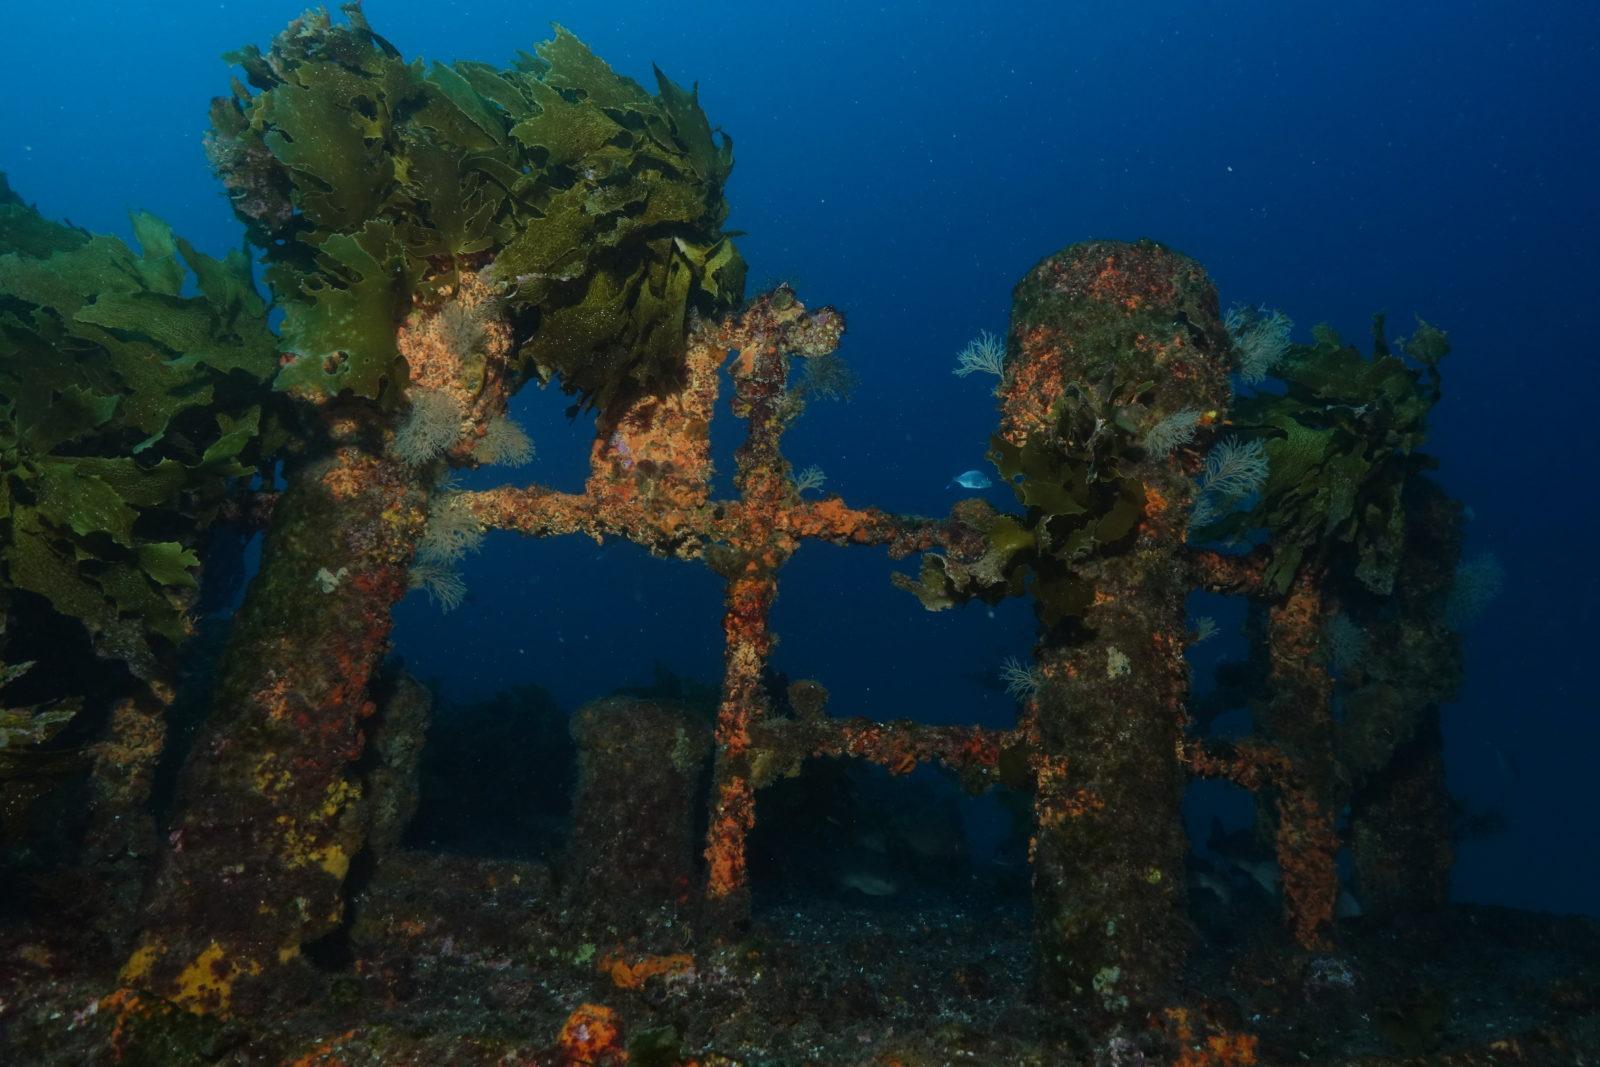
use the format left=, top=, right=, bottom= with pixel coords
left=125, top=426, right=429, bottom=1015
left=1256, top=570, right=1341, bottom=947
left=119, top=419, right=432, bottom=1017
left=565, top=697, right=714, bottom=932
left=84, top=681, right=174, bottom=946
left=1001, top=240, right=1232, bottom=1010
left=1349, top=711, right=1453, bottom=915
left=702, top=290, right=845, bottom=930
left=1343, top=480, right=1465, bottom=917
left=123, top=271, right=514, bottom=1014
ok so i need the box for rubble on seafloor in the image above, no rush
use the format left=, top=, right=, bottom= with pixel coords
left=3, top=850, right=1599, bottom=1064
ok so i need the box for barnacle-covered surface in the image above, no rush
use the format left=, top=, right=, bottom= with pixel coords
left=126, top=436, right=431, bottom=1017
left=562, top=696, right=713, bottom=934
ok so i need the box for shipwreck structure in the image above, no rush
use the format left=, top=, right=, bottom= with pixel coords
left=0, top=5, right=1502, bottom=1063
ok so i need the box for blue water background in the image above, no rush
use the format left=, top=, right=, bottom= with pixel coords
left=3, top=1, right=1595, bottom=915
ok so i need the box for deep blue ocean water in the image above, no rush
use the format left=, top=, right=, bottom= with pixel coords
left=3, top=1, right=1595, bottom=917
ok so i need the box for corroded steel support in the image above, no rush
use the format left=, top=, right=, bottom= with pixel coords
left=84, top=681, right=174, bottom=946
left=777, top=717, right=1007, bottom=782
left=1190, top=551, right=1345, bottom=946
left=1181, top=738, right=1339, bottom=948
left=703, top=292, right=844, bottom=924
left=1348, top=711, right=1453, bottom=915
left=1186, top=547, right=1269, bottom=596
left=1190, top=526, right=1456, bottom=939
left=1340, top=481, right=1465, bottom=917
left=1000, top=240, right=1233, bottom=1010
left=127, top=271, right=514, bottom=1013
left=467, top=287, right=996, bottom=931
left=1255, top=569, right=1341, bottom=947
left=565, top=697, right=714, bottom=932
left=128, top=429, right=430, bottom=1015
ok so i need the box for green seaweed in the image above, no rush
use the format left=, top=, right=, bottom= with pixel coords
left=0, top=181, right=279, bottom=679
left=893, top=502, right=1031, bottom=613
left=1199, top=315, right=1448, bottom=594
left=0, top=659, right=83, bottom=839
left=0, top=661, right=79, bottom=763
left=0, top=173, right=89, bottom=259
left=987, top=401, right=1146, bottom=627
left=209, top=4, right=744, bottom=409
left=897, top=382, right=1144, bottom=627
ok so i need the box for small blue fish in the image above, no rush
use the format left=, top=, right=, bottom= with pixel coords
left=947, top=469, right=993, bottom=490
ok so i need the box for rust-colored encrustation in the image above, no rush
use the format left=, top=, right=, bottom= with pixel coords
left=462, top=287, right=994, bottom=927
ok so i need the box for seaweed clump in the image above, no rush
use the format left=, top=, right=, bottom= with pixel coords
left=893, top=385, right=1147, bottom=628
left=208, top=3, right=745, bottom=410
left=1197, top=315, right=1449, bottom=595
left=0, top=658, right=81, bottom=839
left=895, top=238, right=1231, bottom=631
left=0, top=175, right=280, bottom=683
